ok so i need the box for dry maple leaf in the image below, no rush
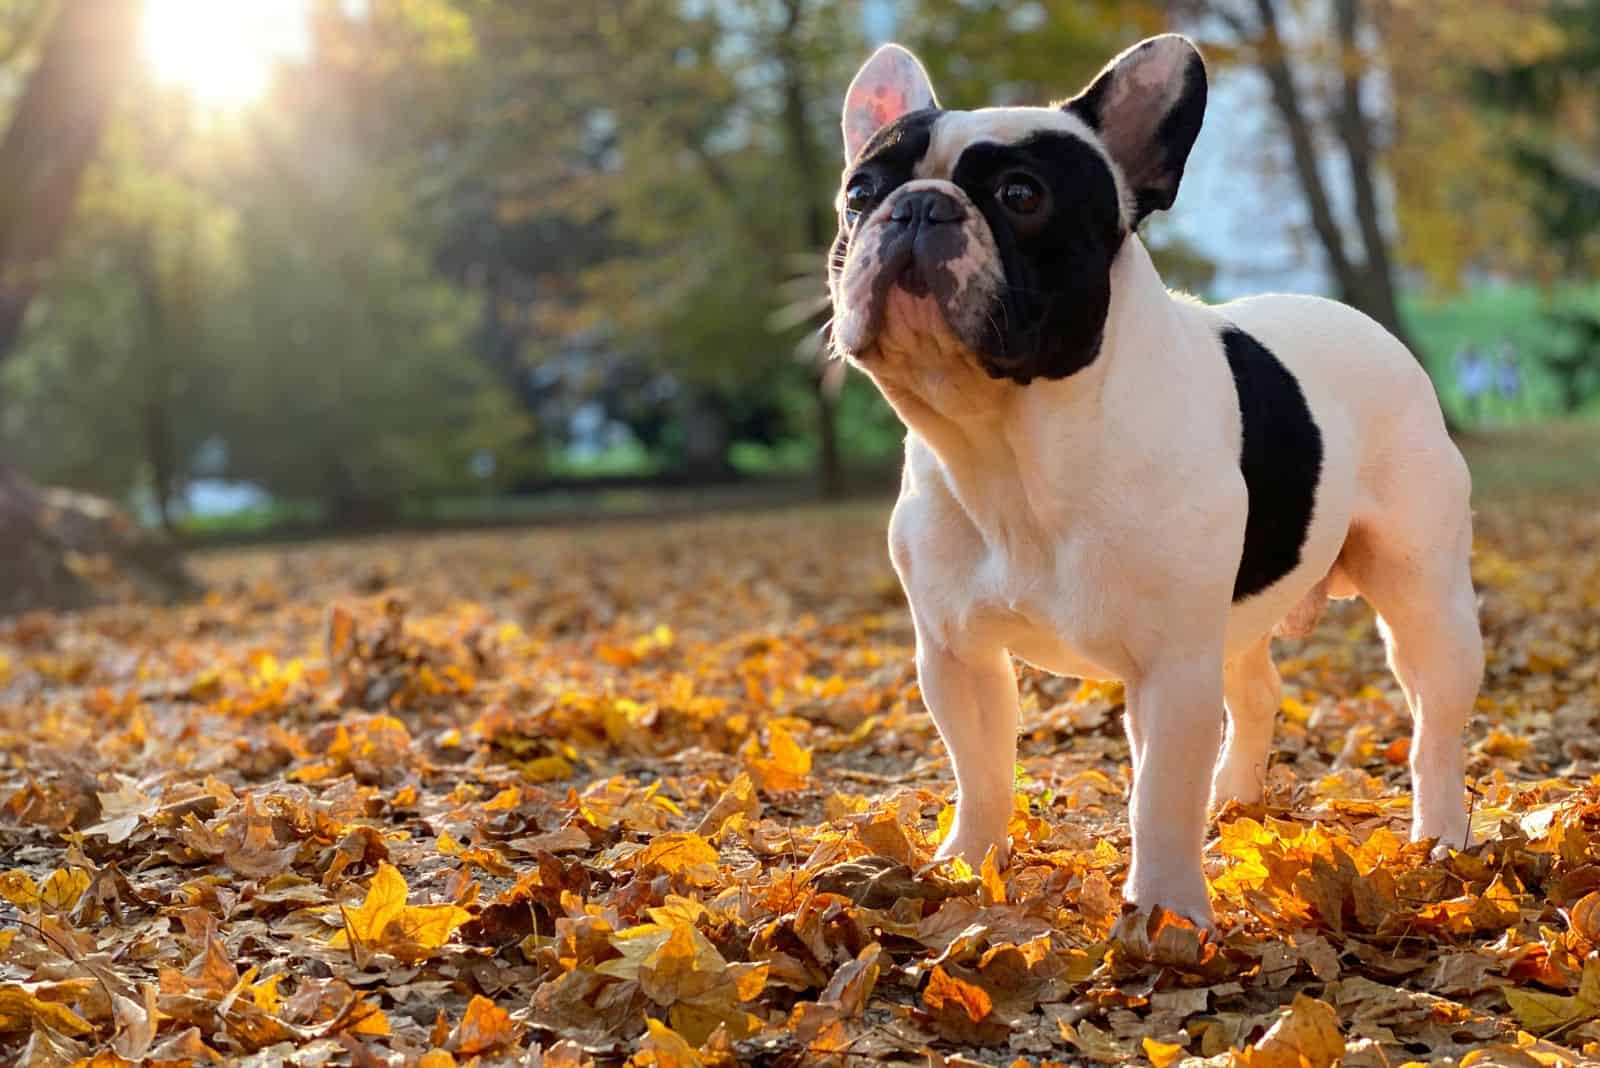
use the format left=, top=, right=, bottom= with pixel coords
left=0, top=983, right=95, bottom=1038
left=1505, top=956, right=1600, bottom=1035
left=743, top=722, right=812, bottom=793
left=1236, top=993, right=1346, bottom=1068
left=923, top=965, right=993, bottom=1024
left=447, top=994, right=522, bottom=1055
left=328, top=861, right=471, bottom=964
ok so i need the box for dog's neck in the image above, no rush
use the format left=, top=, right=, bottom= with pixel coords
left=884, top=233, right=1186, bottom=558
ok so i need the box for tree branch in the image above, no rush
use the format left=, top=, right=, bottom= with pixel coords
left=1247, top=0, right=1362, bottom=302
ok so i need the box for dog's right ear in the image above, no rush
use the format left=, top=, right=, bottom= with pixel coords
left=841, top=44, right=939, bottom=164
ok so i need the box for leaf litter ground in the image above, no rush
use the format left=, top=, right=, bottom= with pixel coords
left=1, top=497, right=1598, bottom=1067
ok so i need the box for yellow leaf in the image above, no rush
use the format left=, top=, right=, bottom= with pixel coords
left=630, top=1017, right=705, bottom=1068
left=518, top=754, right=574, bottom=783
left=249, top=974, right=283, bottom=1015
left=1237, top=994, right=1345, bottom=1068
left=349, top=995, right=389, bottom=1036
left=1504, top=985, right=1600, bottom=1035
left=329, top=862, right=408, bottom=951
left=1142, top=1036, right=1185, bottom=1068
left=979, top=846, right=1006, bottom=906
left=418, top=1051, right=457, bottom=1068
left=484, top=787, right=522, bottom=810
left=632, top=833, right=720, bottom=885
left=744, top=723, right=811, bottom=792
left=40, top=868, right=90, bottom=912
left=391, top=902, right=473, bottom=956
left=327, top=862, right=470, bottom=961
left=0, top=983, right=95, bottom=1037
left=0, top=870, right=38, bottom=909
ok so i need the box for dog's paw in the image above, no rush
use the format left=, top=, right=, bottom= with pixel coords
left=1122, top=894, right=1215, bottom=934
left=1414, top=822, right=1470, bottom=862
left=932, top=829, right=1010, bottom=870
left=1209, top=768, right=1265, bottom=809
left=1424, top=834, right=1470, bottom=862
left=1122, top=872, right=1215, bottom=933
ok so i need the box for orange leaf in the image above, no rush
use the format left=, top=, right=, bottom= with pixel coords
left=744, top=723, right=811, bottom=792
left=1143, top=1036, right=1185, bottom=1068
left=923, top=965, right=992, bottom=1023
left=449, top=995, right=520, bottom=1055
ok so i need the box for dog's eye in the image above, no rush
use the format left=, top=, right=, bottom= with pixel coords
left=844, top=175, right=878, bottom=221
left=997, top=175, right=1045, bottom=216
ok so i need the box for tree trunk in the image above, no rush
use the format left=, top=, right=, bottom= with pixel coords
left=0, top=0, right=144, bottom=360
left=1331, top=0, right=1418, bottom=357
left=132, top=227, right=178, bottom=532
left=1245, top=0, right=1364, bottom=307
left=0, top=0, right=198, bottom=614
left=1233, top=0, right=1432, bottom=385
left=677, top=389, right=735, bottom=482
left=775, top=0, right=845, bottom=500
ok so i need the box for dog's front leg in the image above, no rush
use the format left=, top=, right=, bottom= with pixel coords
left=1124, top=653, right=1225, bottom=928
left=917, top=638, right=1018, bottom=867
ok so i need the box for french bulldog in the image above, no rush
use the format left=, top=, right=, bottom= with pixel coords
left=828, top=34, right=1483, bottom=927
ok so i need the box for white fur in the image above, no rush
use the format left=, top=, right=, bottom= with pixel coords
left=915, top=108, right=1135, bottom=226
left=876, top=235, right=1482, bottom=928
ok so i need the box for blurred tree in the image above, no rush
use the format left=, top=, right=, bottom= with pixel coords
left=429, top=1, right=875, bottom=490
left=213, top=123, right=528, bottom=525
left=1172, top=0, right=1563, bottom=358
left=1470, top=0, right=1600, bottom=275
left=3, top=89, right=232, bottom=529
left=1541, top=310, right=1600, bottom=413
left=0, top=0, right=197, bottom=614
left=0, top=0, right=144, bottom=355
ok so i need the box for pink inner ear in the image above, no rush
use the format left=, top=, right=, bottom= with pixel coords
left=845, top=84, right=911, bottom=156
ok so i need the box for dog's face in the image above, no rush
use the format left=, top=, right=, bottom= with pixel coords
left=830, top=36, right=1207, bottom=389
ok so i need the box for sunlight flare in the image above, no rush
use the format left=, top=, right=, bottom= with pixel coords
left=142, top=0, right=308, bottom=109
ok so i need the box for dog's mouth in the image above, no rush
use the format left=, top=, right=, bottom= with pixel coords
left=831, top=182, right=1004, bottom=364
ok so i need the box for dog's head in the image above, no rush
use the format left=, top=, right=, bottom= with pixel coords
left=829, top=36, right=1207, bottom=389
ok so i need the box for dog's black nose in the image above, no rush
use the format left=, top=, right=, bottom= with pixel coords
left=890, top=189, right=964, bottom=228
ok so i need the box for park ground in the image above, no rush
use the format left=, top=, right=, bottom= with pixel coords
left=0, top=426, right=1598, bottom=1065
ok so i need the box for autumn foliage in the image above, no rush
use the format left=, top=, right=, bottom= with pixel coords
left=0, top=499, right=1598, bottom=1065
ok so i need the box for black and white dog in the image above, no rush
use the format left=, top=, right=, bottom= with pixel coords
left=829, top=35, right=1483, bottom=927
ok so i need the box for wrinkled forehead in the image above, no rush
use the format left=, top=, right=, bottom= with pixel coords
left=850, top=106, right=1130, bottom=225
left=915, top=107, right=1107, bottom=179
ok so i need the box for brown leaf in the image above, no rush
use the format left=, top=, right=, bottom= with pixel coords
left=1236, top=994, right=1345, bottom=1068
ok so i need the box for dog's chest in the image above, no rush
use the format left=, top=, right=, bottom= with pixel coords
left=914, top=526, right=1134, bottom=682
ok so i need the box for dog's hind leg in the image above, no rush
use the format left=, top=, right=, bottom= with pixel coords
left=1340, top=453, right=1483, bottom=853
left=1212, top=637, right=1280, bottom=807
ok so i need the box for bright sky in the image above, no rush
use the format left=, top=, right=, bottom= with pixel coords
left=142, top=0, right=311, bottom=109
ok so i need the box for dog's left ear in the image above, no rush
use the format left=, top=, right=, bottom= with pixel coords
left=1065, top=35, right=1207, bottom=225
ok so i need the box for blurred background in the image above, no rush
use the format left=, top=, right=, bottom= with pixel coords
left=0, top=0, right=1597, bottom=614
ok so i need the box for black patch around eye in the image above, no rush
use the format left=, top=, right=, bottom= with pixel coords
left=855, top=108, right=941, bottom=170
left=950, top=131, right=1125, bottom=383
left=1222, top=326, right=1324, bottom=602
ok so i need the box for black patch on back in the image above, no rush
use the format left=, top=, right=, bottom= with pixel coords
left=951, top=131, right=1125, bottom=383
left=1222, top=326, right=1323, bottom=601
